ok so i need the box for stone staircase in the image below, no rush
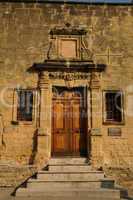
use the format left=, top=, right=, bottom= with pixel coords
left=15, top=158, right=126, bottom=199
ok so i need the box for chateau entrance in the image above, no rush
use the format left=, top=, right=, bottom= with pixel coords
left=52, top=87, right=87, bottom=157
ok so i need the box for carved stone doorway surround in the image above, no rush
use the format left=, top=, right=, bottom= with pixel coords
left=30, top=60, right=106, bottom=167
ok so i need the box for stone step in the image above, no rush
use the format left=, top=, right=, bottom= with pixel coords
left=48, top=164, right=92, bottom=172
left=37, top=171, right=105, bottom=181
left=15, top=198, right=121, bottom=200
left=27, top=179, right=115, bottom=190
left=16, top=188, right=120, bottom=199
left=49, top=158, right=88, bottom=165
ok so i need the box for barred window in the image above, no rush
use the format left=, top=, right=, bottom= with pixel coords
left=17, top=90, right=33, bottom=121
left=104, top=91, right=123, bottom=123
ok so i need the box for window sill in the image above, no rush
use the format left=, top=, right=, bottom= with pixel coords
left=11, top=121, right=19, bottom=125
left=103, top=121, right=125, bottom=125
left=11, top=120, right=34, bottom=126
left=19, top=121, right=34, bottom=125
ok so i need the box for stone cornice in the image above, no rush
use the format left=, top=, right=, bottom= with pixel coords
left=1, top=1, right=132, bottom=5
left=29, top=59, right=106, bottom=73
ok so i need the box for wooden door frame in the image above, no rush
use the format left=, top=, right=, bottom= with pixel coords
left=51, top=86, right=90, bottom=158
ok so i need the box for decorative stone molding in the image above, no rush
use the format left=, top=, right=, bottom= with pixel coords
left=37, top=128, right=49, bottom=136
left=49, top=72, right=91, bottom=88
left=38, top=71, right=49, bottom=89
left=49, top=72, right=91, bottom=81
left=65, top=80, right=75, bottom=88
left=90, top=72, right=101, bottom=89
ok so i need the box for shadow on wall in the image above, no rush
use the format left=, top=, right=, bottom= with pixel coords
left=29, top=129, right=38, bottom=165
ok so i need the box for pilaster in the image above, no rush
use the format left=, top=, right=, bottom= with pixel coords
left=35, top=71, right=52, bottom=166
left=90, top=72, right=103, bottom=168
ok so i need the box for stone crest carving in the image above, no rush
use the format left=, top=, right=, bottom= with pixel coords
left=47, top=23, right=93, bottom=60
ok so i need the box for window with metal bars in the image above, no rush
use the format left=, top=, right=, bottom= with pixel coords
left=104, top=91, right=123, bottom=123
left=17, top=89, right=33, bottom=121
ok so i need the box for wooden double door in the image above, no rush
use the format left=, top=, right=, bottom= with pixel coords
left=52, top=87, right=87, bottom=157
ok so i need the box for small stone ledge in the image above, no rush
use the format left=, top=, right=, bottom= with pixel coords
left=91, top=128, right=102, bottom=136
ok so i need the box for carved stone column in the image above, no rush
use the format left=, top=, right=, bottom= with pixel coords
left=90, top=72, right=103, bottom=168
left=35, top=71, right=52, bottom=166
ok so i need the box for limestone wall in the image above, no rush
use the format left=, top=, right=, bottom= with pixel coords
left=0, top=2, right=133, bottom=169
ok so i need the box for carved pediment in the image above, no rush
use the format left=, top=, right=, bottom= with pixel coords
left=50, top=23, right=87, bottom=36
left=50, top=27, right=87, bottom=36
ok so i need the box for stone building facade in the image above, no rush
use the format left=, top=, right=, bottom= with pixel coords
left=0, top=1, right=133, bottom=171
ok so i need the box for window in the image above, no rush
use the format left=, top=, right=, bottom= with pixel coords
left=104, top=91, right=124, bottom=124
left=17, top=89, right=33, bottom=121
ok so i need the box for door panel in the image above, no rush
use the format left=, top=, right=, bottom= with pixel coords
left=72, top=133, right=80, bottom=155
left=53, top=134, right=69, bottom=153
left=70, top=98, right=81, bottom=155
left=52, top=87, right=87, bottom=157
left=52, top=99, right=69, bottom=155
left=54, top=102, right=64, bottom=129
left=72, top=103, right=80, bottom=129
